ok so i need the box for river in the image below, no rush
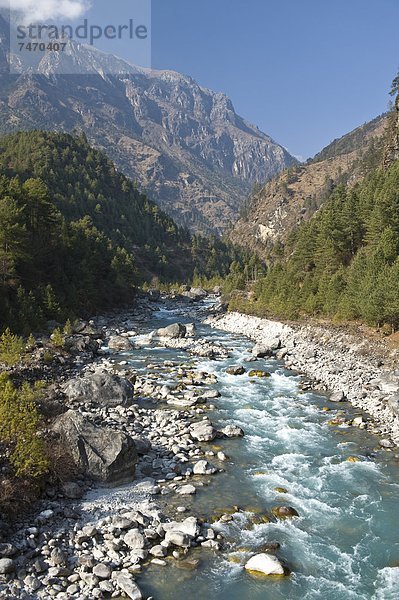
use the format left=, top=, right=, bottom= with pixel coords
left=108, top=300, right=399, bottom=600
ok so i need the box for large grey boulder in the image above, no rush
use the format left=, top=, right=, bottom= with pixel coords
left=115, top=574, right=143, bottom=600
left=64, top=335, right=99, bottom=354
left=189, top=420, right=216, bottom=441
left=156, top=323, right=186, bottom=338
left=0, top=558, right=15, bottom=574
left=108, top=336, right=134, bottom=351
left=63, top=371, right=133, bottom=407
left=52, top=410, right=137, bottom=484
left=183, top=287, right=208, bottom=301
left=218, top=424, right=245, bottom=438
left=251, top=342, right=279, bottom=358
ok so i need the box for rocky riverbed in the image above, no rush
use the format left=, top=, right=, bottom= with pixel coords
left=207, top=312, right=399, bottom=448
left=0, top=295, right=251, bottom=599
left=2, top=294, right=399, bottom=600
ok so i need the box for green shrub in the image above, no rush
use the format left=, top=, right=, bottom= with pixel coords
left=0, top=329, right=25, bottom=365
left=0, top=373, right=49, bottom=478
left=51, top=327, right=65, bottom=348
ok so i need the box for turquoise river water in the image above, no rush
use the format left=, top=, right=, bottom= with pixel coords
left=113, top=302, right=399, bottom=600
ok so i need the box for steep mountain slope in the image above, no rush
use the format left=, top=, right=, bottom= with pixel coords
left=230, top=114, right=388, bottom=259
left=0, top=17, right=296, bottom=233
left=0, top=130, right=241, bottom=331
left=231, top=91, right=399, bottom=330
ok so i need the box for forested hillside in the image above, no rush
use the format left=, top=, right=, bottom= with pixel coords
left=230, top=90, right=399, bottom=331
left=0, top=131, right=240, bottom=332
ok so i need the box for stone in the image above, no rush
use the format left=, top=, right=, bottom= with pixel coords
left=183, top=287, right=208, bottom=301
left=164, top=531, right=190, bottom=548
left=124, top=530, right=145, bottom=550
left=271, top=506, right=299, bottom=520
left=226, top=366, right=246, bottom=375
left=177, top=484, right=196, bottom=495
left=93, top=563, right=112, bottom=579
left=185, top=323, right=197, bottom=337
left=157, top=323, right=187, bottom=339
left=218, top=424, right=244, bottom=438
left=115, top=573, right=143, bottom=600
left=112, top=517, right=135, bottom=530
left=63, top=370, right=134, bottom=407
left=64, top=335, right=99, bottom=354
left=248, top=370, right=271, bottom=378
left=330, top=391, right=346, bottom=403
left=0, top=543, right=16, bottom=558
left=61, top=481, right=84, bottom=499
left=99, top=580, right=114, bottom=593
left=163, top=517, right=200, bottom=538
left=245, top=553, right=285, bottom=576
left=380, top=439, right=395, bottom=449
left=252, top=343, right=276, bottom=358
left=108, top=335, right=134, bottom=351
left=23, top=575, right=41, bottom=591
left=189, top=420, right=216, bottom=442
left=193, top=460, right=217, bottom=475
left=0, top=558, right=15, bottom=574
left=50, top=548, right=67, bottom=566
left=149, top=545, right=167, bottom=557
left=131, top=437, right=152, bottom=455
left=52, top=410, right=137, bottom=484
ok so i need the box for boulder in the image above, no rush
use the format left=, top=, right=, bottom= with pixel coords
left=380, top=439, right=395, bottom=449
left=177, top=484, right=196, bottom=495
left=93, top=564, right=112, bottom=579
left=183, top=287, right=208, bottom=301
left=63, top=371, right=133, bottom=407
left=52, top=410, right=137, bottom=484
left=271, top=506, right=299, bottom=520
left=252, top=341, right=279, bottom=358
left=124, top=530, right=145, bottom=550
left=157, top=323, right=187, bottom=339
left=163, top=517, right=200, bottom=538
left=0, top=544, right=16, bottom=558
left=0, top=558, right=15, bottom=574
left=226, top=366, right=246, bottom=375
left=185, top=323, right=197, bottom=337
left=248, top=370, right=271, bottom=378
left=64, top=335, right=99, bottom=354
left=115, top=574, right=143, bottom=600
left=218, top=424, right=244, bottom=438
left=330, top=391, right=346, bottom=403
left=108, top=336, right=134, bottom=351
left=189, top=420, right=216, bottom=441
left=245, top=553, right=285, bottom=576
left=165, top=531, right=190, bottom=547
left=193, top=460, right=217, bottom=475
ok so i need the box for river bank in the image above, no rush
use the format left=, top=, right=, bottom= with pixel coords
left=207, top=311, right=399, bottom=447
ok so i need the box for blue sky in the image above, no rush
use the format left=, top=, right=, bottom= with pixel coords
left=28, top=0, right=399, bottom=159
left=150, top=0, right=399, bottom=159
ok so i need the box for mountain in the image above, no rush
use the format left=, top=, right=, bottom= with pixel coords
left=0, top=130, right=241, bottom=332
left=230, top=114, right=388, bottom=260
left=228, top=91, right=399, bottom=331
left=0, top=17, right=296, bottom=233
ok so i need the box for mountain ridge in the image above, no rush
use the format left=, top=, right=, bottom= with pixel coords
left=0, top=17, right=297, bottom=233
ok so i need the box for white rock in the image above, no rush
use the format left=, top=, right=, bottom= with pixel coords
left=245, top=553, right=285, bottom=576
